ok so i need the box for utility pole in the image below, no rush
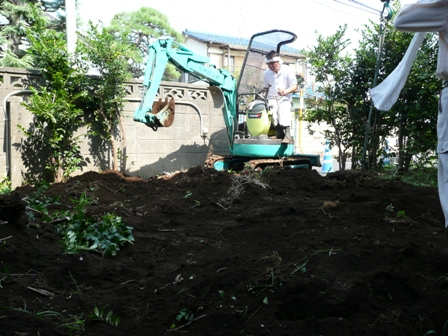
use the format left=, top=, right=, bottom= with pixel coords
left=65, top=0, right=77, bottom=53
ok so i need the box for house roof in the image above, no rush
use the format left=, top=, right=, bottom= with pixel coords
left=183, top=29, right=303, bottom=56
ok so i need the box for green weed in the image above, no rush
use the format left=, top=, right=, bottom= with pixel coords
left=88, top=306, right=120, bottom=327
left=24, top=186, right=134, bottom=257
left=0, top=265, right=11, bottom=288
left=23, top=181, right=60, bottom=223
left=0, top=303, right=85, bottom=331
left=176, top=308, right=193, bottom=323
left=0, top=175, right=11, bottom=195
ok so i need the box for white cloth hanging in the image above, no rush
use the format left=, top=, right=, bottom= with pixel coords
left=369, top=32, right=427, bottom=111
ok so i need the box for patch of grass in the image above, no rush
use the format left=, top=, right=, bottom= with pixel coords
left=379, top=167, right=437, bottom=188
left=0, top=303, right=85, bottom=332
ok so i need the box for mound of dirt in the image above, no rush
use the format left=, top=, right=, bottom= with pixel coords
left=1, top=167, right=448, bottom=336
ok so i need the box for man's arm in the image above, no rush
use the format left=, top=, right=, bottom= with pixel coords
left=394, top=0, right=448, bottom=32
left=279, top=68, right=298, bottom=96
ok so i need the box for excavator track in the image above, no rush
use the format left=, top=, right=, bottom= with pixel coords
left=243, top=157, right=312, bottom=171
left=204, top=155, right=312, bottom=171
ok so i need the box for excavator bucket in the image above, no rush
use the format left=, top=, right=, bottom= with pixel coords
left=151, top=97, right=175, bottom=128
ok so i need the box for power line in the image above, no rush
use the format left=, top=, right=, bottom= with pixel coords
left=308, top=0, right=381, bottom=18
left=346, top=0, right=381, bottom=14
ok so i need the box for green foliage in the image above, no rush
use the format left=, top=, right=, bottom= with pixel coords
left=306, top=7, right=439, bottom=173
left=385, top=203, right=409, bottom=219
left=396, top=210, right=408, bottom=219
left=24, top=185, right=134, bottom=257
left=54, top=192, right=134, bottom=257
left=0, top=176, right=12, bottom=195
left=20, top=5, right=89, bottom=183
left=0, top=1, right=66, bottom=68
left=305, top=24, right=355, bottom=171
left=77, top=22, right=133, bottom=172
left=176, top=308, right=194, bottom=323
left=0, top=1, right=38, bottom=68
left=0, top=302, right=85, bottom=332
left=107, top=7, right=183, bottom=79
left=23, top=181, right=60, bottom=223
left=88, top=307, right=120, bottom=327
left=380, top=166, right=437, bottom=188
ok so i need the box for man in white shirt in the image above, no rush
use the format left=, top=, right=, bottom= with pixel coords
left=394, top=0, right=448, bottom=228
left=263, top=51, right=298, bottom=144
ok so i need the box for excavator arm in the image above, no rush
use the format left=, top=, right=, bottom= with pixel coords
left=134, top=37, right=237, bottom=132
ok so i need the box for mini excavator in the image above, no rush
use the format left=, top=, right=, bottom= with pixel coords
left=134, top=29, right=321, bottom=171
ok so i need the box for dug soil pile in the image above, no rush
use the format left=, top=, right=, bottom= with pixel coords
left=1, top=167, right=448, bottom=335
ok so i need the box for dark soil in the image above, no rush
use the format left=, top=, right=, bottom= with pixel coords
left=1, top=167, right=448, bottom=336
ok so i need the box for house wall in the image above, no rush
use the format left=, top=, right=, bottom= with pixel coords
left=0, top=68, right=327, bottom=188
left=184, top=38, right=208, bottom=58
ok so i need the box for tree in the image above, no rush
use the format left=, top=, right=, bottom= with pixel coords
left=305, top=5, right=439, bottom=173
left=304, top=24, right=355, bottom=171
left=106, top=7, right=183, bottom=79
left=77, top=22, right=133, bottom=173
left=19, top=4, right=89, bottom=182
left=353, top=7, right=438, bottom=171
left=0, top=0, right=67, bottom=67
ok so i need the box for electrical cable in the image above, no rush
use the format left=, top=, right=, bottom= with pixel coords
left=308, top=0, right=380, bottom=18
left=334, top=0, right=380, bottom=15
left=360, top=0, right=393, bottom=168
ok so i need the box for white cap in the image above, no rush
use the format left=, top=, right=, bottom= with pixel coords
left=266, top=56, right=281, bottom=64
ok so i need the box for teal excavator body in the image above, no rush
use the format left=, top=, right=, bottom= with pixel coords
left=134, top=29, right=321, bottom=171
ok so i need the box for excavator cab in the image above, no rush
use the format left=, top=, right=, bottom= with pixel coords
left=235, top=30, right=298, bottom=140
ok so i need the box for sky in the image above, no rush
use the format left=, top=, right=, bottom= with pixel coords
left=77, top=0, right=415, bottom=52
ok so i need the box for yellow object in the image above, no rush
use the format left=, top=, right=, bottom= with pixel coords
left=246, top=101, right=271, bottom=136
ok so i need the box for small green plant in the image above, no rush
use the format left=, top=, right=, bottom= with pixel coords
left=25, top=188, right=134, bottom=257
left=218, top=290, right=226, bottom=299
left=69, top=271, right=82, bottom=295
left=88, top=307, right=120, bottom=327
left=176, top=308, right=194, bottom=323
left=24, top=181, right=60, bottom=223
left=0, top=265, right=11, bottom=288
left=385, top=204, right=409, bottom=219
left=235, top=305, right=248, bottom=318
left=291, top=260, right=308, bottom=275
left=396, top=210, right=409, bottom=219
left=386, top=203, right=394, bottom=213
left=48, top=192, right=133, bottom=257
left=311, top=247, right=342, bottom=256
left=0, top=175, right=11, bottom=195
left=0, top=303, right=85, bottom=331
left=56, top=208, right=134, bottom=257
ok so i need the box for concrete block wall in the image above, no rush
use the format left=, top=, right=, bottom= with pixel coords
left=0, top=68, right=327, bottom=188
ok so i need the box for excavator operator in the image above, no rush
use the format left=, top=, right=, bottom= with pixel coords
left=263, top=50, right=298, bottom=144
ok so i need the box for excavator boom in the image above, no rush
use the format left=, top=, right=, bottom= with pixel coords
left=134, top=37, right=237, bottom=133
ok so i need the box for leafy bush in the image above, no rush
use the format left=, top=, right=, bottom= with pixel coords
left=56, top=211, right=134, bottom=257
left=23, top=181, right=60, bottom=223
left=0, top=176, right=11, bottom=195
left=24, top=186, right=134, bottom=257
